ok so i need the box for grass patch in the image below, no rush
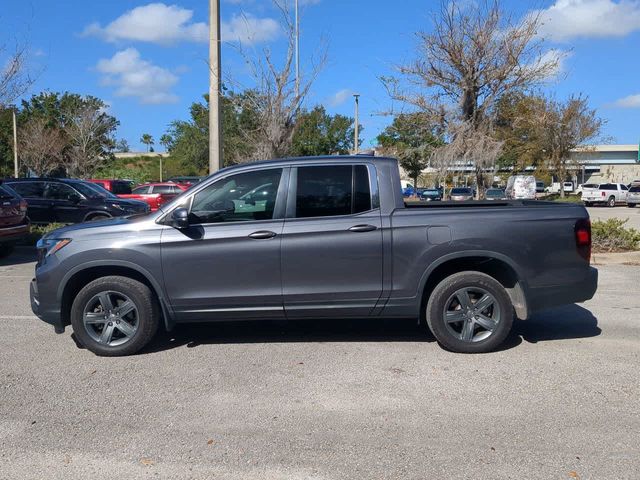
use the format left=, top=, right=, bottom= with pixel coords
left=592, top=219, right=640, bottom=252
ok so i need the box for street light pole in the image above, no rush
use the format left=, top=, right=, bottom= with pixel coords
left=12, top=108, right=18, bottom=177
left=353, top=94, right=360, bottom=155
left=295, top=0, right=299, bottom=99
left=209, top=0, right=222, bottom=174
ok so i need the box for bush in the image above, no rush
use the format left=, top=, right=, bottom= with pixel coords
left=20, top=223, right=67, bottom=246
left=591, top=219, right=640, bottom=252
left=546, top=194, right=583, bottom=203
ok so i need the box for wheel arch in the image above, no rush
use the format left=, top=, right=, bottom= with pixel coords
left=83, top=211, right=113, bottom=222
left=419, top=252, right=529, bottom=320
left=59, top=261, right=174, bottom=331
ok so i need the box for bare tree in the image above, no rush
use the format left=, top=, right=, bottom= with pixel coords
left=18, top=118, right=65, bottom=176
left=0, top=42, right=33, bottom=107
left=224, top=0, right=327, bottom=161
left=536, top=95, right=603, bottom=197
left=64, top=105, right=118, bottom=177
left=383, top=0, right=558, bottom=197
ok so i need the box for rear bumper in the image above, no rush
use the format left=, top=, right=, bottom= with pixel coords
left=30, top=278, right=64, bottom=333
left=528, top=267, right=598, bottom=314
left=0, top=219, right=30, bottom=243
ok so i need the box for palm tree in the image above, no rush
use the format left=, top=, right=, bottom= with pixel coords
left=140, top=133, right=154, bottom=153
left=159, top=134, right=172, bottom=153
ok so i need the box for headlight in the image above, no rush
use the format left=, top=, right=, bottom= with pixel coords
left=36, top=238, right=72, bottom=258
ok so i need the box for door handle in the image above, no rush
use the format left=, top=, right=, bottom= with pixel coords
left=248, top=230, right=277, bottom=239
left=348, top=224, right=377, bottom=233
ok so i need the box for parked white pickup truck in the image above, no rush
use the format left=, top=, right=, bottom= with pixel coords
left=582, top=183, right=628, bottom=207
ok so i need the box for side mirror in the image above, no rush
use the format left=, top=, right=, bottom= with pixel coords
left=171, top=207, right=190, bottom=229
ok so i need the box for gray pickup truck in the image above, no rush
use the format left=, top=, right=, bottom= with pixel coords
left=30, top=156, right=597, bottom=356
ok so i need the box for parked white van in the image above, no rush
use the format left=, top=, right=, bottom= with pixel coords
left=505, top=175, right=537, bottom=200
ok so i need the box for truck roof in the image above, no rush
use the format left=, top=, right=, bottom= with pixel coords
left=216, top=155, right=397, bottom=175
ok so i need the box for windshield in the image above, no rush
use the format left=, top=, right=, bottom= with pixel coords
left=486, top=189, right=504, bottom=197
left=451, top=188, right=471, bottom=194
left=630, top=186, right=640, bottom=192
left=75, top=181, right=118, bottom=199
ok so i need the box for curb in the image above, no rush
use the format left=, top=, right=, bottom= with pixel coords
left=592, top=251, right=640, bottom=266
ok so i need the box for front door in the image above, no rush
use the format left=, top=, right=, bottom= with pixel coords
left=281, top=164, right=383, bottom=318
left=44, top=182, right=86, bottom=223
left=161, top=167, right=288, bottom=322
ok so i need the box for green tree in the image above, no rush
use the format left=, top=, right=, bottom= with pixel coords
left=15, top=91, right=118, bottom=177
left=140, top=133, right=154, bottom=153
left=290, top=106, right=357, bottom=156
left=377, top=113, right=443, bottom=189
left=159, top=134, right=172, bottom=153
left=115, top=139, right=130, bottom=153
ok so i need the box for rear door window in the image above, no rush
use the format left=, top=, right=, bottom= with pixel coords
left=295, top=165, right=372, bottom=219
left=8, top=182, right=46, bottom=198
left=152, top=185, right=174, bottom=194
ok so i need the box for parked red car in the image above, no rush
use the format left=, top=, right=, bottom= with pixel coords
left=121, top=182, right=187, bottom=211
left=0, top=182, right=30, bottom=258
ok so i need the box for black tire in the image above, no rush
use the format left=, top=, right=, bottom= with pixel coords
left=608, top=196, right=616, bottom=208
left=0, top=243, right=15, bottom=259
left=70, top=276, right=159, bottom=356
left=628, top=204, right=636, bottom=208
left=426, top=271, right=514, bottom=353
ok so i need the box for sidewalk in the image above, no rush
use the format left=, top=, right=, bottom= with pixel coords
left=592, top=250, right=640, bottom=266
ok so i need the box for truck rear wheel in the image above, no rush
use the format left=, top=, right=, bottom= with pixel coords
left=426, top=271, right=514, bottom=353
left=70, top=276, right=159, bottom=356
left=607, top=196, right=616, bottom=207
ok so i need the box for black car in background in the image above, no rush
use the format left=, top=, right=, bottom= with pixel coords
left=417, top=188, right=442, bottom=201
left=4, top=178, right=149, bottom=224
left=0, top=182, right=30, bottom=258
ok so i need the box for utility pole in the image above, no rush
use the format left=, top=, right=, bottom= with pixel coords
left=295, top=0, right=300, bottom=99
left=209, top=0, right=222, bottom=174
left=353, top=94, right=360, bottom=155
left=12, top=108, right=18, bottom=177
left=159, top=155, right=163, bottom=182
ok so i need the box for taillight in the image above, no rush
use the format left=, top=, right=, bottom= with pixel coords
left=19, top=199, right=28, bottom=212
left=601, top=191, right=606, bottom=197
left=575, top=219, right=591, bottom=263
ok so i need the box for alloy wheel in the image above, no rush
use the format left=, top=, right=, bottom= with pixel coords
left=443, top=287, right=501, bottom=343
left=82, top=291, right=139, bottom=346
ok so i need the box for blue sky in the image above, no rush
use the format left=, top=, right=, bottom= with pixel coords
left=3, top=0, right=640, bottom=151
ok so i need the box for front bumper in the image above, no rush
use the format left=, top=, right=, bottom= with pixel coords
left=528, top=267, right=598, bottom=314
left=30, top=278, right=64, bottom=333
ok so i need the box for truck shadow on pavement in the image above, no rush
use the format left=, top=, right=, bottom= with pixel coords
left=142, top=304, right=600, bottom=354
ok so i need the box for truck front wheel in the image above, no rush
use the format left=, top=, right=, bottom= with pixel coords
left=70, top=276, right=159, bottom=356
left=426, top=272, right=514, bottom=353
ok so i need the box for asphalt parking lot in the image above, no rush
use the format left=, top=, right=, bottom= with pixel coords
left=1, top=248, right=639, bottom=480
left=587, top=205, right=640, bottom=229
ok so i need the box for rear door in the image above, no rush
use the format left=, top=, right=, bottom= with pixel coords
left=281, top=164, right=383, bottom=318
left=7, top=181, right=50, bottom=223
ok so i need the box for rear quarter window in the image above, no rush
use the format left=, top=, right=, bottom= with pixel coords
left=112, top=182, right=132, bottom=195
left=8, top=181, right=46, bottom=198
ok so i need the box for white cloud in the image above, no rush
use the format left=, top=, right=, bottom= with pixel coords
left=327, top=88, right=353, bottom=107
left=611, top=93, right=640, bottom=108
left=221, top=14, right=281, bottom=44
left=531, top=0, right=640, bottom=42
left=83, top=3, right=208, bottom=44
left=529, top=48, right=573, bottom=78
left=95, top=48, right=179, bottom=104
left=83, top=2, right=281, bottom=46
